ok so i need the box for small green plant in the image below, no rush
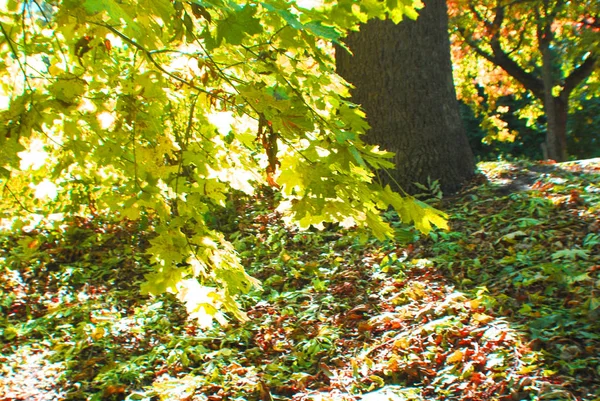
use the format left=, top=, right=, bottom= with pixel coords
left=413, top=177, right=444, bottom=202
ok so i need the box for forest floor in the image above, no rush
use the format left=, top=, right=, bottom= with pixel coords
left=1, top=158, right=599, bottom=401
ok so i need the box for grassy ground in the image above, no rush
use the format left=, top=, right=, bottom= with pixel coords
left=1, top=159, right=599, bottom=401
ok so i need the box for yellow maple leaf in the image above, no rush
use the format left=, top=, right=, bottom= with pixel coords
left=447, top=350, right=464, bottom=364
left=472, top=313, right=494, bottom=324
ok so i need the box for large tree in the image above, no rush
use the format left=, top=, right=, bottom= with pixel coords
left=451, top=0, right=600, bottom=162
left=336, top=0, right=475, bottom=195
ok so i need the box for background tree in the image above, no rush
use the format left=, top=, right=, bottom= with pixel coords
left=451, top=0, right=600, bottom=161
left=336, top=0, right=475, bottom=195
left=458, top=95, right=547, bottom=160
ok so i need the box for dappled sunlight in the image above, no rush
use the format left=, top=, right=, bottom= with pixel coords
left=1, top=0, right=598, bottom=399
left=97, top=111, right=116, bottom=130
left=2, top=159, right=597, bottom=399
left=32, top=179, right=58, bottom=200
left=18, top=138, right=48, bottom=171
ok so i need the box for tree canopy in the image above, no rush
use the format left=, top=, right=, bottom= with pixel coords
left=0, top=0, right=451, bottom=326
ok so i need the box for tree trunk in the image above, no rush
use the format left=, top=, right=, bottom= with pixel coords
left=547, top=95, right=569, bottom=162
left=542, top=43, right=569, bottom=162
left=336, top=0, right=475, bottom=194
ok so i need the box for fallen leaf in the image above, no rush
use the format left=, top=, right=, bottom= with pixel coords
left=447, top=350, right=464, bottom=364
left=472, top=313, right=494, bottom=324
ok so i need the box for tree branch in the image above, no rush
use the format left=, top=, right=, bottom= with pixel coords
left=457, top=27, right=495, bottom=61
left=460, top=0, right=546, bottom=100
left=2, top=182, right=35, bottom=214
left=490, top=1, right=505, bottom=37
left=485, top=3, right=545, bottom=100
left=562, top=54, right=597, bottom=98
left=505, top=21, right=528, bottom=56
left=488, top=39, right=545, bottom=99
left=0, top=22, right=33, bottom=92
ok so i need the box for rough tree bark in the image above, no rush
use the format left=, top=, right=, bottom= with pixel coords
left=336, top=0, right=475, bottom=194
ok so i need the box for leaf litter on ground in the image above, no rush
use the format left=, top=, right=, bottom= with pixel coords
left=0, top=159, right=598, bottom=400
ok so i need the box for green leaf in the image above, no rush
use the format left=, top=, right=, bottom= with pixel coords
left=217, top=5, right=263, bottom=45
left=304, top=21, right=342, bottom=42
left=140, top=265, right=185, bottom=296
left=49, top=77, right=86, bottom=105
left=83, top=0, right=141, bottom=34
left=348, top=145, right=366, bottom=167
left=551, top=249, right=589, bottom=261
left=359, top=0, right=388, bottom=19
left=333, top=129, right=356, bottom=144
left=176, top=279, right=227, bottom=328
left=261, top=2, right=303, bottom=30
left=381, top=186, right=448, bottom=234
left=366, top=211, right=394, bottom=240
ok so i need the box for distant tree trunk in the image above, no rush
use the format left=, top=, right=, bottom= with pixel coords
left=336, top=0, right=475, bottom=194
left=543, top=95, right=569, bottom=162
left=540, top=5, right=569, bottom=162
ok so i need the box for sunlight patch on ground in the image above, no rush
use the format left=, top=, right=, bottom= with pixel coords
left=0, top=345, right=66, bottom=401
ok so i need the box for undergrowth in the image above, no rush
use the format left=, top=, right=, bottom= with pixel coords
left=0, top=159, right=599, bottom=400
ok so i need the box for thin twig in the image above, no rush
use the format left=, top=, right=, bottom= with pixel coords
left=2, top=182, right=35, bottom=214
left=0, top=22, right=33, bottom=92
